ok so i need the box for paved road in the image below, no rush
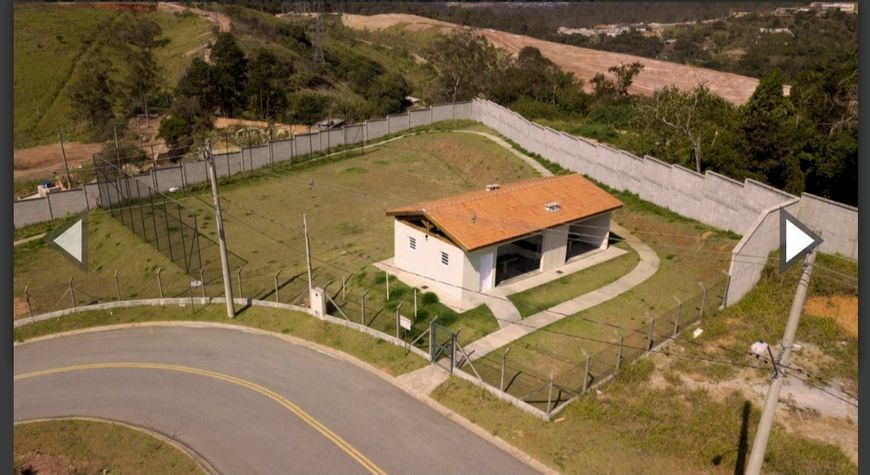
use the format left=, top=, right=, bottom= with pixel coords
left=14, top=326, right=540, bottom=475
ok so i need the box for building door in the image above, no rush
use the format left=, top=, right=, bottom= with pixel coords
left=479, top=252, right=494, bottom=291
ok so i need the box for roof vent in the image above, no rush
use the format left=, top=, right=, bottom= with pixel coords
left=544, top=201, right=561, bottom=212
left=485, top=183, right=500, bottom=191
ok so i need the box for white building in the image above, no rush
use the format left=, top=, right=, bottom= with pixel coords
left=386, top=174, right=623, bottom=309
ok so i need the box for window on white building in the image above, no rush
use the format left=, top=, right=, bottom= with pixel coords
left=440, top=251, right=449, bottom=266
left=409, top=236, right=416, bottom=250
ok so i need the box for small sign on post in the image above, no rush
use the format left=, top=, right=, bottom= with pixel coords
left=399, top=315, right=412, bottom=331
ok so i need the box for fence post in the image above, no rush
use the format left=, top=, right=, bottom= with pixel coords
left=615, top=331, right=624, bottom=375
left=274, top=270, right=281, bottom=302
left=24, top=285, right=33, bottom=318
left=114, top=270, right=121, bottom=301
left=68, top=277, right=76, bottom=309
left=395, top=301, right=404, bottom=339
left=341, top=274, right=347, bottom=303
left=500, top=347, right=512, bottom=392
left=413, top=288, right=417, bottom=318
left=581, top=348, right=590, bottom=393
left=46, top=192, right=54, bottom=220
left=236, top=267, right=243, bottom=299
left=449, top=332, right=456, bottom=374
left=361, top=289, right=369, bottom=325
left=385, top=271, right=390, bottom=300
left=429, top=318, right=435, bottom=362
left=200, top=267, right=207, bottom=299
left=647, top=313, right=655, bottom=351
left=698, top=281, right=707, bottom=325
left=268, top=129, right=274, bottom=166
left=673, top=296, right=682, bottom=337
left=156, top=268, right=164, bottom=299
left=546, top=369, right=555, bottom=415
left=720, top=269, right=731, bottom=308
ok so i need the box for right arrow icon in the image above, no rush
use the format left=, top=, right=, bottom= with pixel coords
left=780, top=210, right=822, bottom=271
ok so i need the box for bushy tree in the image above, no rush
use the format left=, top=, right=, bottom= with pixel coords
left=592, top=62, right=644, bottom=98
left=67, top=57, right=115, bottom=128
left=177, top=58, right=217, bottom=113
left=739, top=70, right=803, bottom=193
left=245, top=48, right=293, bottom=119
left=210, top=33, right=248, bottom=116
left=424, top=31, right=499, bottom=102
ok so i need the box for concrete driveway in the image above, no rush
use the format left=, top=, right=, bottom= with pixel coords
left=14, top=326, right=541, bottom=475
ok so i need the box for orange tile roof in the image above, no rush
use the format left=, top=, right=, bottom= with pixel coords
left=387, top=174, right=623, bottom=251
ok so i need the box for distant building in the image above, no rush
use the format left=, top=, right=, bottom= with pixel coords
left=759, top=27, right=794, bottom=35
left=811, top=2, right=857, bottom=13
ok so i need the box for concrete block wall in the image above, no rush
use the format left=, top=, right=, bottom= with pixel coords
left=271, top=138, right=293, bottom=161
left=366, top=119, right=389, bottom=141
left=409, top=109, right=431, bottom=128
left=796, top=193, right=858, bottom=258
left=726, top=199, right=800, bottom=305
left=387, top=113, right=410, bottom=134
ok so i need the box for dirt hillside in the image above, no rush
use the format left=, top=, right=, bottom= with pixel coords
left=342, top=13, right=788, bottom=105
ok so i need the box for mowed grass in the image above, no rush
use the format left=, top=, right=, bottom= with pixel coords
left=176, top=130, right=539, bottom=304
left=14, top=419, right=203, bottom=474
left=13, top=4, right=118, bottom=146
left=432, top=359, right=855, bottom=475
left=14, top=129, right=536, bottom=330
left=508, top=241, right=638, bottom=318
left=466, top=189, right=739, bottom=404
left=14, top=304, right=427, bottom=376
left=13, top=4, right=212, bottom=147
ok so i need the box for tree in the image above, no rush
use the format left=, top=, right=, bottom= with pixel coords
left=158, top=115, right=192, bottom=150
left=177, top=58, right=217, bottom=114
left=591, top=62, right=644, bottom=97
left=123, top=49, right=165, bottom=115
left=210, top=33, right=248, bottom=116
left=739, top=70, right=804, bottom=193
left=367, top=73, right=410, bottom=117
left=245, top=48, right=293, bottom=119
left=67, top=57, right=115, bottom=128
left=424, top=31, right=499, bottom=102
left=646, top=85, right=734, bottom=173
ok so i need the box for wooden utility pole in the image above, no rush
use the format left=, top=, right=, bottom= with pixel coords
left=205, top=140, right=236, bottom=318
left=303, top=213, right=313, bottom=291
left=745, top=249, right=817, bottom=475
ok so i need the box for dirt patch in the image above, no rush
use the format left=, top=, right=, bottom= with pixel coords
left=158, top=2, right=231, bottom=33
left=15, top=451, right=75, bottom=475
left=14, top=297, right=30, bottom=320
left=342, top=13, right=789, bottom=104
left=13, top=142, right=102, bottom=183
left=804, top=295, right=857, bottom=337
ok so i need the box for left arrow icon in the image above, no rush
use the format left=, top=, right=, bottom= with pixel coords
left=51, top=215, right=88, bottom=270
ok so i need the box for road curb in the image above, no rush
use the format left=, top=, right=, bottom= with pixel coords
left=15, top=416, right=219, bottom=475
left=16, top=321, right=558, bottom=475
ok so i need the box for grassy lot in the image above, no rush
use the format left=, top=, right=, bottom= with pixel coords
left=508, top=241, right=638, bottom=318
left=14, top=304, right=427, bottom=376
left=13, top=4, right=212, bottom=147
left=337, top=267, right=499, bottom=347
left=13, top=127, right=533, bottom=339
left=465, top=186, right=739, bottom=407
left=432, top=358, right=855, bottom=475
left=14, top=419, right=203, bottom=474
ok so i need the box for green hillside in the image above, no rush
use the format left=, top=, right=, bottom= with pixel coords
left=14, top=4, right=212, bottom=148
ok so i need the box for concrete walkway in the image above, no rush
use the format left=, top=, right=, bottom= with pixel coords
left=463, top=223, right=660, bottom=361
left=14, top=233, right=45, bottom=247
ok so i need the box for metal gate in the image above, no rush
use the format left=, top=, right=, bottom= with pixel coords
left=430, top=321, right=456, bottom=372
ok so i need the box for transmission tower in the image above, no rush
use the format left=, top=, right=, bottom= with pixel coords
left=313, top=0, right=325, bottom=65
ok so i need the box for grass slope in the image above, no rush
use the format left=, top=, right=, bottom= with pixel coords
left=14, top=419, right=203, bottom=474
left=14, top=4, right=212, bottom=147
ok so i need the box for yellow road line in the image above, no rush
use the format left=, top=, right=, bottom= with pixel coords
left=16, top=362, right=387, bottom=475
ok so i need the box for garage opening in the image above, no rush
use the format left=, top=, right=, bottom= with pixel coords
left=495, top=234, right=543, bottom=285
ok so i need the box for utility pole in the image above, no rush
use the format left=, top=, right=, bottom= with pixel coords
left=303, top=213, right=313, bottom=291
left=58, top=129, right=72, bottom=189
left=745, top=249, right=817, bottom=475
left=312, top=0, right=325, bottom=65
left=205, top=140, right=236, bottom=318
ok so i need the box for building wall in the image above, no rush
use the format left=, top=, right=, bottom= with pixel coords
left=393, top=219, right=466, bottom=304
left=540, top=224, right=570, bottom=271
left=571, top=213, right=611, bottom=250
